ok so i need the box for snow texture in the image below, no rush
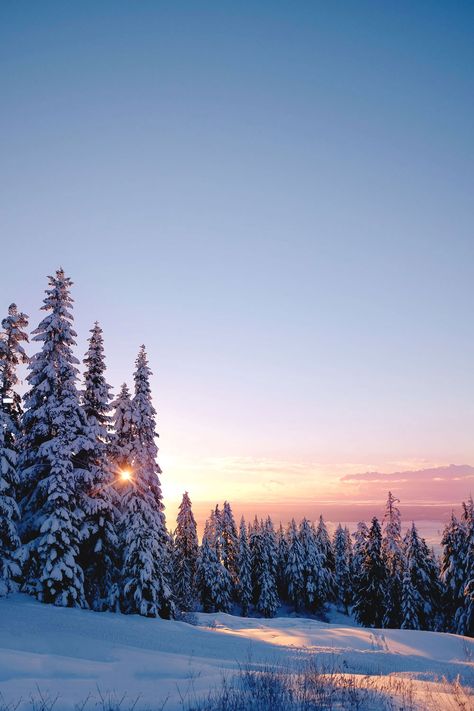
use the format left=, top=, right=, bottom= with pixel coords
left=0, top=594, right=472, bottom=711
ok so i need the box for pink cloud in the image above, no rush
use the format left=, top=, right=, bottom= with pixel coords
left=341, top=464, right=474, bottom=484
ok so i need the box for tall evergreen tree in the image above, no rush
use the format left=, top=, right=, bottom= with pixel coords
left=436, top=498, right=474, bottom=636
left=205, top=505, right=222, bottom=555
left=0, top=303, right=29, bottom=596
left=456, top=497, right=474, bottom=636
left=276, top=522, right=289, bottom=601
left=401, top=567, right=421, bottom=630
left=110, top=383, right=134, bottom=471
left=249, top=516, right=264, bottom=606
left=196, top=513, right=232, bottom=613
left=334, top=523, right=352, bottom=613
left=382, top=492, right=404, bottom=628
left=210, top=504, right=234, bottom=608
left=285, top=518, right=305, bottom=610
left=220, top=501, right=239, bottom=589
left=174, top=491, right=199, bottom=612
left=344, top=526, right=354, bottom=589
left=196, top=535, right=217, bottom=612
left=237, top=516, right=252, bottom=616
left=0, top=303, right=29, bottom=435
left=352, top=522, right=369, bottom=570
left=0, top=419, right=21, bottom=597
left=400, top=524, right=422, bottom=631
left=299, top=518, right=322, bottom=611
left=464, top=577, right=474, bottom=638
left=79, top=323, right=120, bottom=611
left=19, top=269, right=91, bottom=607
left=401, top=522, right=441, bottom=631
left=314, top=515, right=335, bottom=603
left=352, top=521, right=369, bottom=618
left=352, top=517, right=386, bottom=628
left=120, top=346, right=174, bottom=618
left=440, top=512, right=466, bottom=631
left=256, top=517, right=279, bottom=618
left=422, top=541, right=443, bottom=631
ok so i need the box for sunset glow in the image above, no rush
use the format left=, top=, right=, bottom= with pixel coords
left=3, top=0, right=473, bottom=528
left=1, top=2, right=474, bottom=704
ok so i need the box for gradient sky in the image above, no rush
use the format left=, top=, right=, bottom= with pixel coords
left=1, top=2, right=474, bottom=524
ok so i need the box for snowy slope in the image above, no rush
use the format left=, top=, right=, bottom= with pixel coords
left=0, top=595, right=473, bottom=710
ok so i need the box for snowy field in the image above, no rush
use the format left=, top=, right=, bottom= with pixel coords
left=0, top=595, right=473, bottom=710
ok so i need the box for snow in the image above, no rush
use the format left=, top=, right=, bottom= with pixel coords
left=0, top=595, right=473, bottom=710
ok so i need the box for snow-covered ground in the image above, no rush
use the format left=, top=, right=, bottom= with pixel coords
left=0, top=595, right=473, bottom=710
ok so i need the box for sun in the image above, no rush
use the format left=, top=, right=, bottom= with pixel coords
left=119, top=469, right=133, bottom=482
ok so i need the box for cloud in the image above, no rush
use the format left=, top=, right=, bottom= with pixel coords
left=337, top=464, right=474, bottom=508
left=341, top=464, right=474, bottom=484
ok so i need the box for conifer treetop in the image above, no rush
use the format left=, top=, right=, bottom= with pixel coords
left=383, top=492, right=402, bottom=541
left=82, top=322, right=112, bottom=432
left=0, top=303, right=29, bottom=435
left=0, top=303, right=29, bottom=393
left=22, top=267, right=90, bottom=458
left=132, top=344, right=161, bottom=473
left=33, top=268, right=76, bottom=343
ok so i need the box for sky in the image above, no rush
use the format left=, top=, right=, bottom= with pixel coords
left=1, top=1, right=474, bottom=526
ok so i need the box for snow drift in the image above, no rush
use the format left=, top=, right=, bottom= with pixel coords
left=0, top=595, right=473, bottom=710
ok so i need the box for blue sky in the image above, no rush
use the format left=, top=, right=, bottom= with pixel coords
left=1, top=1, right=473, bottom=514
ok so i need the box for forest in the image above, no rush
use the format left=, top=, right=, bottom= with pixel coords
left=0, top=269, right=473, bottom=637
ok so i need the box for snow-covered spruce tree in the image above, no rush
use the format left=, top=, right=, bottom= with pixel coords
left=276, top=522, right=289, bottom=602
left=464, top=572, right=474, bottom=638
left=401, top=522, right=441, bottom=631
left=456, top=497, right=474, bottom=636
left=344, top=526, right=354, bottom=590
left=382, top=492, right=404, bottom=628
left=352, top=521, right=369, bottom=570
left=0, top=420, right=21, bottom=597
left=285, top=518, right=305, bottom=611
left=205, top=505, right=221, bottom=554
left=400, top=524, right=422, bottom=631
left=422, top=541, right=443, bottom=631
left=110, top=383, right=134, bottom=471
left=0, top=303, right=29, bottom=436
left=207, top=504, right=233, bottom=609
left=163, top=526, right=177, bottom=607
left=173, top=491, right=199, bottom=612
left=19, top=269, right=92, bottom=607
left=120, top=345, right=174, bottom=618
left=298, top=518, right=323, bottom=611
left=334, top=524, right=352, bottom=613
left=196, top=513, right=232, bottom=613
left=453, top=496, right=474, bottom=636
left=256, top=517, right=279, bottom=618
left=0, top=303, right=29, bottom=596
left=249, top=516, right=266, bottom=606
left=352, top=517, right=386, bottom=628
left=314, top=515, right=335, bottom=603
left=237, top=516, right=252, bottom=616
left=220, top=501, right=239, bottom=589
left=79, top=322, right=120, bottom=612
left=352, top=521, right=369, bottom=616
left=196, top=535, right=220, bottom=613
left=440, top=512, right=466, bottom=631
left=401, top=567, right=421, bottom=630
